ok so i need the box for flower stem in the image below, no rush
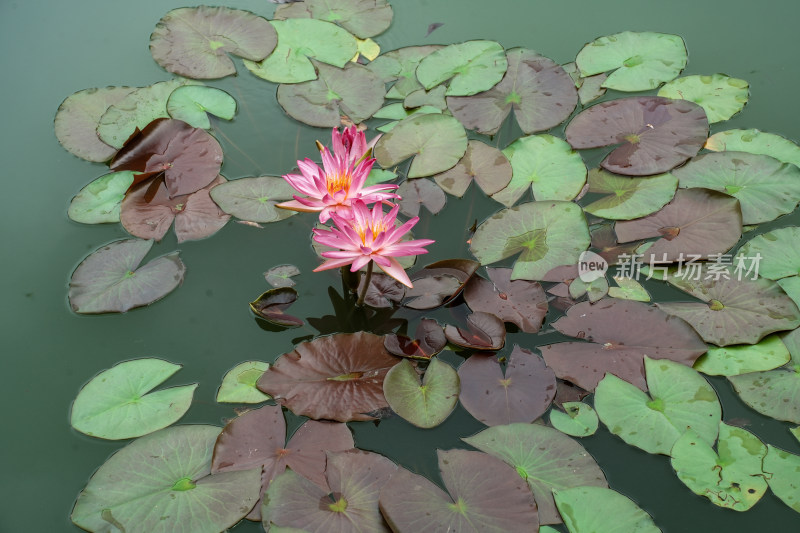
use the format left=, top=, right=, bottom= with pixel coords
left=356, top=261, right=374, bottom=307
left=341, top=266, right=359, bottom=294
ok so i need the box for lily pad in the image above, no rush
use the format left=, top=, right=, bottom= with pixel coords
left=672, top=152, right=800, bottom=224
left=396, top=178, right=446, bottom=217
left=216, top=361, right=271, bottom=403
left=553, top=486, right=661, bottom=533
left=594, top=356, right=722, bottom=455
left=150, top=6, right=276, bottom=79
left=582, top=169, right=677, bottom=220
left=373, top=103, right=442, bottom=132
left=257, top=332, right=401, bottom=422
left=658, top=74, right=749, bottom=123
left=608, top=275, right=651, bottom=302
left=444, top=311, right=506, bottom=351
left=470, top=201, right=591, bottom=281
left=54, top=86, right=136, bottom=162
left=366, top=45, right=442, bottom=99
left=358, top=273, right=406, bottom=308
left=374, top=113, right=468, bottom=178
left=549, top=402, right=599, bottom=437
left=384, top=318, right=446, bottom=359
left=379, top=449, right=538, bottom=532
left=71, top=425, right=261, bottom=533
left=167, top=85, right=236, bottom=129
left=563, top=62, right=607, bottom=105
left=276, top=62, right=386, bottom=127
left=244, top=19, right=357, bottom=84
left=275, top=0, right=393, bottom=39
left=433, top=140, right=512, bottom=197
left=463, top=267, right=548, bottom=333
left=250, top=287, right=304, bottom=328
left=491, top=135, right=587, bottom=206
left=705, top=128, right=800, bottom=168
left=262, top=449, right=396, bottom=532
left=265, top=264, right=301, bottom=288
left=575, top=31, right=687, bottom=91
left=458, top=346, right=556, bottom=426
left=568, top=276, right=609, bottom=303
left=763, top=444, right=800, bottom=513
left=70, top=358, right=196, bottom=440
left=383, top=358, right=459, bottom=428
left=415, top=40, right=507, bottom=96
left=590, top=225, right=644, bottom=265
left=68, top=171, right=135, bottom=224
left=404, top=85, right=447, bottom=109
left=463, top=423, right=608, bottom=524
left=446, top=48, right=577, bottom=135
left=693, top=335, right=790, bottom=376
left=69, top=239, right=185, bottom=314
left=565, top=96, right=708, bottom=176
left=736, top=226, right=800, bottom=280
left=210, top=176, right=298, bottom=223
left=540, top=299, right=707, bottom=391
left=614, top=188, right=742, bottom=264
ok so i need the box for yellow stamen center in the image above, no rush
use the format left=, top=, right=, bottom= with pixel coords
left=353, top=218, right=388, bottom=246
left=326, top=172, right=353, bottom=196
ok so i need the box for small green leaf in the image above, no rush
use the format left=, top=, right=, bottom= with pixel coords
left=216, top=361, right=271, bottom=403
left=167, top=85, right=236, bottom=129
left=658, top=74, right=749, bottom=123
left=68, top=171, right=135, bottom=224
left=383, top=358, right=459, bottom=428
left=608, top=276, right=651, bottom=302
left=549, top=402, right=599, bottom=437
left=583, top=169, right=677, bottom=220
left=693, top=335, right=790, bottom=376
left=416, top=40, right=507, bottom=96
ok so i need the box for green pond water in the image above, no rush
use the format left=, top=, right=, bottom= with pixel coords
left=2, top=0, right=800, bottom=530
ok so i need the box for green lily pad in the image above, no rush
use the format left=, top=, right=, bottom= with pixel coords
left=779, top=277, right=800, bottom=308
left=549, top=402, right=599, bottom=437
left=275, top=0, right=393, bottom=39
left=470, top=201, right=590, bottom=281
left=365, top=168, right=397, bottom=186
left=216, top=361, right=271, bottom=403
left=670, top=423, right=767, bottom=511
left=736, top=226, right=800, bottom=280
left=608, top=275, right=651, bottom=302
left=553, top=486, right=661, bottom=533
left=763, top=444, right=800, bottom=512
left=583, top=169, right=677, bottom=220
left=396, top=178, right=446, bottom=217
left=693, top=335, right=790, bottom=376
left=374, top=113, right=467, bottom=178
left=373, top=103, right=442, bottom=132
left=70, top=358, right=196, bottom=440
left=265, top=264, right=301, bottom=288
left=150, top=6, right=276, bottom=79
left=705, top=128, right=800, bottom=168
left=54, top=86, right=136, bottom=162
left=594, top=356, right=722, bottom=455
left=446, top=48, right=577, bottom=135
left=568, top=276, right=609, bottom=302
left=210, top=176, right=298, bottom=223
left=166, top=85, right=236, bottom=129
left=277, top=62, right=386, bottom=127
left=71, top=425, right=261, bottom=532
left=563, top=62, right=607, bottom=105
left=383, top=357, right=459, bottom=428
left=433, top=140, right=512, bottom=197
left=658, top=74, right=749, bottom=123
left=463, top=423, right=607, bottom=524
left=575, top=31, right=687, bottom=91
left=491, top=135, right=587, bottom=206
left=415, top=40, right=507, bottom=96
left=366, top=45, right=442, bottom=99
left=244, top=19, right=357, bottom=84
left=672, top=152, right=800, bottom=224
left=68, top=239, right=185, bottom=314
left=68, top=171, right=135, bottom=224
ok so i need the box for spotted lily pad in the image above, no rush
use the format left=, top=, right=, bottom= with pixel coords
left=433, top=140, right=512, bottom=197
left=670, top=422, right=767, bottom=511
left=244, top=19, right=357, bottom=84
left=549, top=402, right=599, bottom=437
left=70, top=358, right=196, bottom=440
left=470, top=201, right=590, bottom=281
left=693, top=335, right=790, bottom=376
left=463, top=267, right=548, bottom=333
left=705, top=128, right=800, bottom=168
left=250, top=287, right=304, bottom=328
left=491, top=135, right=587, bottom=206
left=582, top=169, right=677, bottom=220
left=575, top=31, right=687, bottom=91
left=594, top=356, right=722, bottom=455
left=415, top=40, right=507, bottom=96
left=553, top=486, right=661, bottom=533
left=275, top=0, right=393, bottom=39
left=463, top=423, right=607, bottom=524
left=658, top=74, right=749, bottom=123
left=68, top=171, right=135, bottom=224
left=216, top=361, right=271, bottom=403
left=366, top=45, right=442, bottom=99
left=167, top=85, right=236, bottom=129
left=71, top=425, right=261, bottom=533
left=383, top=358, right=459, bottom=428
left=210, top=176, right=298, bottom=223
left=446, top=48, right=577, bottom=135
left=763, top=444, right=800, bottom=512
left=565, top=96, right=708, bottom=176
left=69, top=239, right=185, bottom=314
left=379, top=449, right=538, bottom=532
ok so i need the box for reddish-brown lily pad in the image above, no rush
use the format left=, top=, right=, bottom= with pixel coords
left=444, top=311, right=505, bottom=351
left=357, top=273, right=405, bottom=308
left=590, top=224, right=643, bottom=265
left=384, top=318, right=446, bottom=360
left=249, top=287, right=304, bottom=328
left=433, top=140, right=512, bottom=197
left=463, top=267, right=548, bottom=333
left=257, top=332, right=401, bottom=422
left=404, top=259, right=480, bottom=309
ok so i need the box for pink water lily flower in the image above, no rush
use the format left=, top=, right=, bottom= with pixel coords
left=313, top=200, right=435, bottom=288
left=277, top=126, right=399, bottom=223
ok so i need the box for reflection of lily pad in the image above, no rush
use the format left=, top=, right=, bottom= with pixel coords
left=70, top=358, right=196, bottom=440
left=705, top=128, right=800, bottom=168
left=549, top=402, right=599, bottom=437
left=583, top=169, right=677, bottom=220
left=366, top=45, right=442, bottom=99
left=693, top=335, right=790, bottom=376
left=68, top=171, right=135, bottom=224
left=275, top=0, right=393, bottom=39
left=71, top=425, right=261, bottom=533
left=416, top=40, right=507, bottom=96
left=210, top=176, right=298, bottom=223
left=384, top=358, right=459, bottom=428
left=470, top=201, right=590, bottom=281
left=658, top=74, right=749, bottom=123
left=150, top=6, right=276, bottom=79
left=433, top=140, right=512, bottom=197
left=553, top=486, right=661, bottom=533
left=575, top=31, right=687, bottom=91
left=216, top=361, right=271, bottom=403
left=167, top=85, right=236, bottom=129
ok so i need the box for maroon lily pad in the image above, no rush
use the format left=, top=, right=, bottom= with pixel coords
left=447, top=48, right=577, bottom=135
left=110, top=118, right=223, bottom=197
left=379, top=449, right=538, bottom=533
left=458, top=346, right=556, bottom=426
left=541, top=264, right=579, bottom=283
left=384, top=318, right=446, bottom=360
left=433, top=140, right=513, bottom=197
left=396, top=178, right=447, bottom=217
left=211, top=405, right=354, bottom=521
left=249, top=287, right=304, bottom=328
left=257, top=332, right=402, bottom=422
left=614, top=188, right=742, bottom=263
left=120, top=175, right=230, bottom=243
left=540, top=299, right=707, bottom=391
left=554, top=379, right=590, bottom=409
left=463, top=267, right=548, bottom=333
left=590, top=224, right=643, bottom=265
left=444, top=311, right=505, bottom=351
left=404, top=259, right=480, bottom=309
left=565, top=96, right=709, bottom=176
left=357, top=273, right=406, bottom=308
